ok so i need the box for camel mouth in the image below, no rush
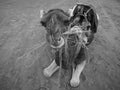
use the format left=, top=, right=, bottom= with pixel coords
left=50, top=37, right=64, bottom=49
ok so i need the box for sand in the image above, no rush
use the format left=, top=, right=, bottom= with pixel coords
left=0, top=0, right=120, bottom=90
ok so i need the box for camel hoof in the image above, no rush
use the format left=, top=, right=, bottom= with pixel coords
left=43, top=68, right=52, bottom=78
left=70, top=79, right=80, bottom=87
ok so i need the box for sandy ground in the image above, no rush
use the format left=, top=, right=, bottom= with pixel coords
left=0, top=0, right=120, bottom=90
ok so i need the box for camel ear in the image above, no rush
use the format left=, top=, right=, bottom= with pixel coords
left=40, top=10, right=46, bottom=27
left=40, top=10, right=45, bottom=19
left=40, top=10, right=47, bottom=27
